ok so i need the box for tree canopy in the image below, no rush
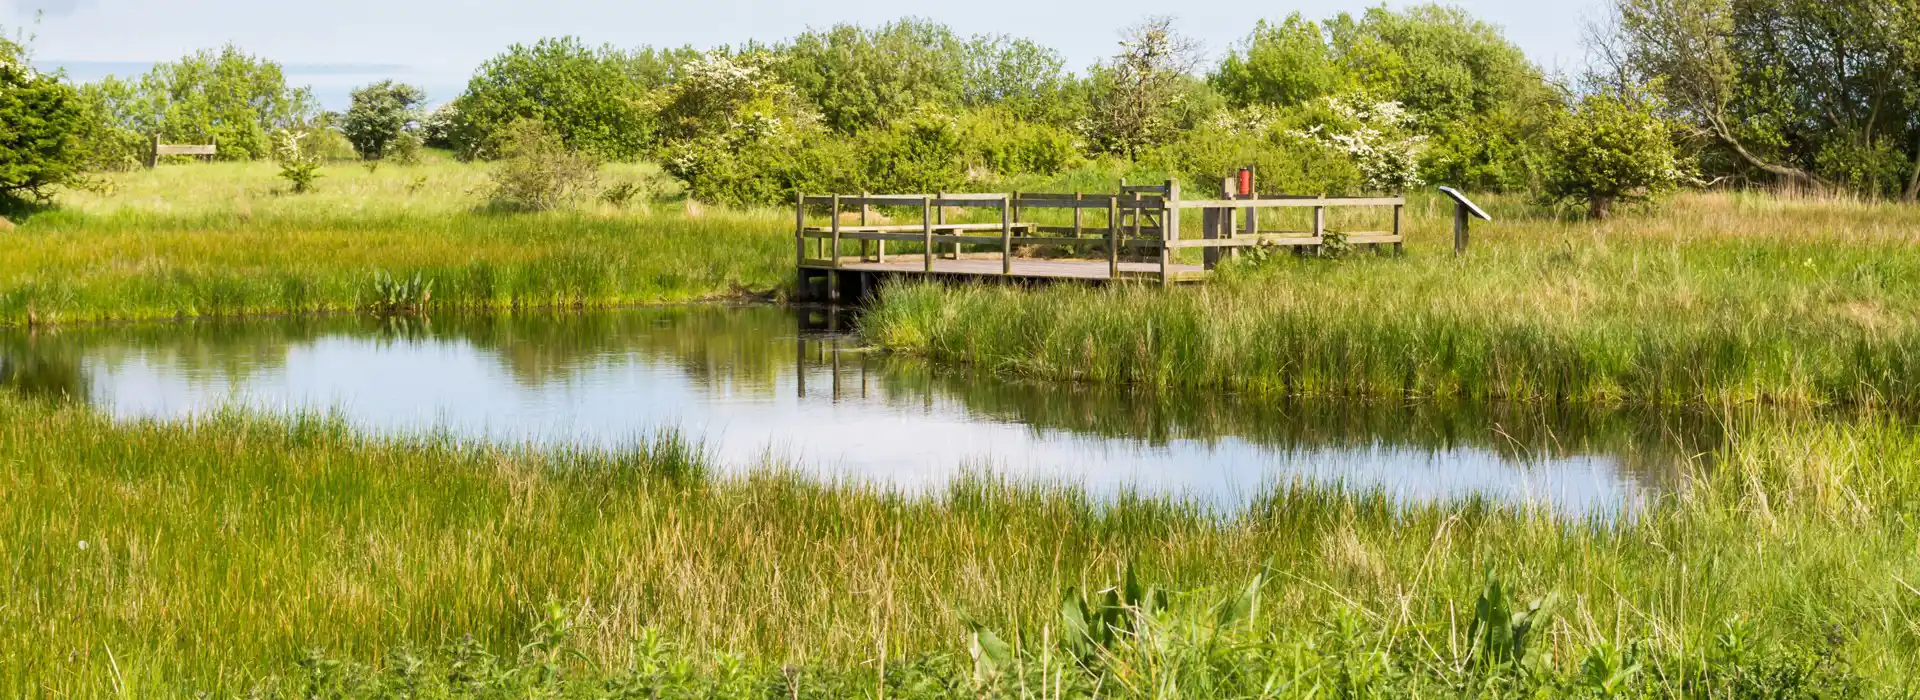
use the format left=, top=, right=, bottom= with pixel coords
left=1, top=33, right=89, bottom=205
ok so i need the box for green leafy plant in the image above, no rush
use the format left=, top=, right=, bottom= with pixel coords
left=368, top=270, right=432, bottom=313
left=1465, top=572, right=1555, bottom=671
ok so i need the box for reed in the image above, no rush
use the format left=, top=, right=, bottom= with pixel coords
left=866, top=192, right=1920, bottom=409
left=4, top=394, right=1918, bottom=696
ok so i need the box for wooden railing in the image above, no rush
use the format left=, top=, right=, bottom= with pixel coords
left=795, top=181, right=1406, bottom=286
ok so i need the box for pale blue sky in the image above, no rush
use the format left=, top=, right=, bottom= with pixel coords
left=4, top=0, right=1602, bottom=108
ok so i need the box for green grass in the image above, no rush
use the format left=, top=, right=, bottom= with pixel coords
left=866, top=192, right=1920, bottom=410
left=5, top=394, right=1919, bottom=696
left=0, top=160, right=794, bottom=326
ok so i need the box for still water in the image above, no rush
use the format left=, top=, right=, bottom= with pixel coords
left=2, top=306, right=1716, bottom=517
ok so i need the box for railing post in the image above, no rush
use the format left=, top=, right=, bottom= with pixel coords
left=795, top=191, right=807, bottom=299
left=1108, top=196, right=1121, bottom=280
left=859, top=190, right=870, bottom=262
left=937, top=191, right=953, bottom=260
left=1073, top=191, right=1084, bottom=238
left=828, top=194, right=843, bottom=302
left=1313, top=202, right=1327, bottom=255
left=1130, top=191, right=1143, bottom=247
left=1001, top=194, right=1014, bottom=275
left=922, top=195, right=934, bottom=273
left=795, top=191, right=806, bottom=264
left=1160, top=180, right=1179, bottom=287
left=830, top=194, right=843, bottom=269
left=1393, top=203, right=1405, bottom=256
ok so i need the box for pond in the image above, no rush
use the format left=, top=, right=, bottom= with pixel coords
left=1, top=306, right=1719, bottom=518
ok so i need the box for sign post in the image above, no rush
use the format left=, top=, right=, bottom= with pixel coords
left=1438, top=186, right=1491, bottom=256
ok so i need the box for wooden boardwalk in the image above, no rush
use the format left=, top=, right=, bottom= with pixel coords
left=794, top=179, right=1406, bottom=301
left=816, top=258, right=1207, bottom=282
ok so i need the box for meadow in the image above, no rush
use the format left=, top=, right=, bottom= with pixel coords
left=0, top=159, right=793, bottom=327
left=4, top=394, right=1918, bottom=697
left=11, top=162, right=1920, bottom=696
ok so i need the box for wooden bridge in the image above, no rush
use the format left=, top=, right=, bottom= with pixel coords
left=795, top=179, right=1406, bottom=301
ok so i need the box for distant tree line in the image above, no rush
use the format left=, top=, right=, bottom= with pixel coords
left=8, top=2, right=1920, bottom=216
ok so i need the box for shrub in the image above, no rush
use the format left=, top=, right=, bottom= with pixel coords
left=857, top=110, right=968, bottom=193
left=671, top=131, right=857, bottom=207
left=1540, top=87, right=1686, bottom=219
left=0, top=38, right=89, bottom=204
left=957, top=108, right=1083, bottom=179
left=1141, top=107, right=1361, bottom=195
left=1294, top=98, right=1427, bottom=193
left=420, top=102, right=458, bottom=150
left=342, top=80, right=426, bottom=161
left=272, top=128, right=323, bottom=194
left=486, top=118, right=599, bottom=211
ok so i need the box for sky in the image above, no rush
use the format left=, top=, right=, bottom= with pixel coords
left=4, top=0, right=1603, bottom=109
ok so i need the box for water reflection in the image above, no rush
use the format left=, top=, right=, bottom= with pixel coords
left=1, top=307, right=1720, bottom=517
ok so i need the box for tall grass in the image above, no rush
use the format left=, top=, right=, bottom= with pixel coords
left=867, top=192, right=1920, bottom=409
left=5, top=394, right=1919, bottom=695
left=0, top=161, right=794, bottom=326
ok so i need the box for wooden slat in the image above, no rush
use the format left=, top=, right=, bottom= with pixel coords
left=825, top=257, right=1209, bottom=282
left=1015, top=198, right=1165, bottom=210
left=156, top=144, right=217, bottom=156
left=1344, top=233, right=1403, bottom=245
left=805, top=223, right=1022, bottom=234
left=806, top=231, right=1171, bottom=248
left=1168, top=232, right=1402, bottom=249
left=1176, top=197, right=1405, bottom=209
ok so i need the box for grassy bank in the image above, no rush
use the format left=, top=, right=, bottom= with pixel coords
left=0, top=161, right=793, bottom=327
left=5, top=394, right=1919, bottom=696
left=867, top=193, right=1920, bottom=409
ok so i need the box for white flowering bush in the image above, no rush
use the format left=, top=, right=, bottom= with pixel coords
left=1294, top=98, right=1427, bottom=193
left=655, top=51, right=816, bottom=147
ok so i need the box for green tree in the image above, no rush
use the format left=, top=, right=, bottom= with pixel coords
left=131, top=45, right=318, bottom=160
left=1330, top=5, right=1554, bottom=190
left=0, top=34, right=89, bottom=205
left=961, top=35, right=1076, bottom=124
left=73, top=76, right=149, bottom=170
left=773, top=19, right=970, bottom=134
left=449, top=37, right=657, bottom=160
left=1083, top=17, right=1208, bottom=159
left=1212, top=14, right=1345, bottom=108
left=342, top=81, right=426, bottom=161
left=1600, top=0, right=1920, bottom=196
left=1541, top=88, right=1686, bottom=219
left=1207, top=5, right=1554, bottom=191
left=656, top=51, right=827, bottom=205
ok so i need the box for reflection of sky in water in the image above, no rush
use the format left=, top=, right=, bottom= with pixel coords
left=78, top=331, right=1651, bottom=519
